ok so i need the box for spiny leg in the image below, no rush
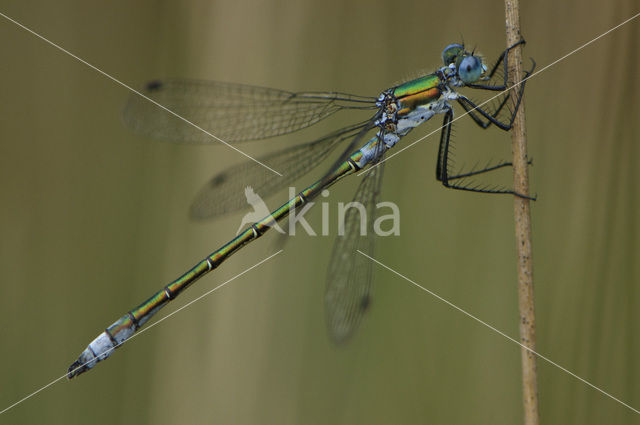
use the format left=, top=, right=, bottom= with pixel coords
left=435, top=109, right=535, bottom=199
left=447, top=160, right=516, bottom=180
left=458, top=92, right=512, bottom=130
left=435, top=108, right=453, bottom=185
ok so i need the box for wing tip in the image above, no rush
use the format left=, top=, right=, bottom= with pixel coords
left=145, top=80, right=163, bottom=92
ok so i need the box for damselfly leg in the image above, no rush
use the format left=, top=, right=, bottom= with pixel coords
left=436, top=41, right=536, bottom=198
left=460, top=40, right=535, bottom=130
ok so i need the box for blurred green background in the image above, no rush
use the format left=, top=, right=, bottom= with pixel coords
left=1, top=1, right=638, bottom=424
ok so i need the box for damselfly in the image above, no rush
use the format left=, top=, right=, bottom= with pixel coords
left=68, top=41, right=534, bottom=378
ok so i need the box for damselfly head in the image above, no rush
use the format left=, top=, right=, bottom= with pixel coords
left=442, top=43, right=486, bottom=84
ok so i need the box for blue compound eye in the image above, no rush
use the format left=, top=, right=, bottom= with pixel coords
left=458, top=55, right=484, bottom=83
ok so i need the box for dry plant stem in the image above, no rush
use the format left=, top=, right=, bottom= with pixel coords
left=504, top=1, right=540, bottom=425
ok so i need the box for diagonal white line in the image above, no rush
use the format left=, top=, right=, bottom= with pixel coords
left=0, top=250, right=283, bottom=416
left=357, top=250, right=640, bottom=415
left=0, top=11, right=283, bottom=177
left=2, top=4, right=638, bottom=417
left=358, top=10, right=640, bottom=176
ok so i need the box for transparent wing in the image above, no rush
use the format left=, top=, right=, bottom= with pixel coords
left=123, top=79, right=377, bottom=144
left=190, top=121, right=371, bottom=218
left=324, top=144, right=386, bottom=344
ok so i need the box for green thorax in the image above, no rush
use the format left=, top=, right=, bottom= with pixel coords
left=392, top=73, right=442, bottom=117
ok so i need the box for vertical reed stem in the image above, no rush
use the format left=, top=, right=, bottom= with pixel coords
left=503, top=2, right=540, bottom=424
